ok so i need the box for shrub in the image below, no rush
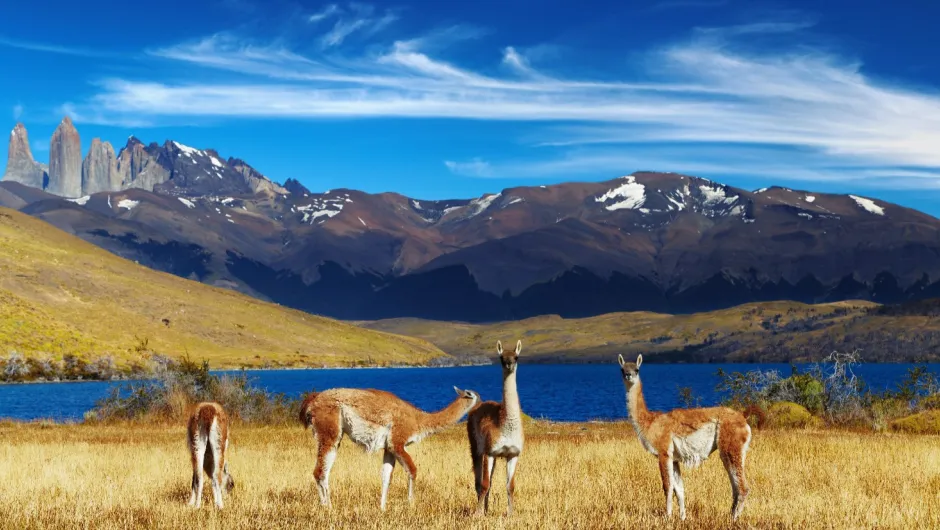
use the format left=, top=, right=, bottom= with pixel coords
left=766, top=402, right=822, bottom=429
left=919, top=394, right=940, bottom=410
left=890, top=411, right=940, bottom=434
left=88, top=356, right=298, bottom=425
left=870, top=397, right=911, bottom=431
left=1, top=352, right=29, bottom=382
left=715, top=350, right=888, bottom=429
left=677, top=386, right=701, bottom=408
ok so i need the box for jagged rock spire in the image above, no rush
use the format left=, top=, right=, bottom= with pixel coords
left=2, top=123, right=47, bottom=189
left=47, top=116, right=82, bottom=197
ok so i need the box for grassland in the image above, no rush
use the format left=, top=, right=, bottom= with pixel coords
left=1, top=421, right=937, bottom=529
left=0, top=207, right=444, bottom=369
left=363, top=299, right=940, bottom=362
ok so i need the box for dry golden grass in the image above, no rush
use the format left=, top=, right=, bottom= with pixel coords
left=0, top=207, right=444, bottom=368
left=1, top=421, right=938, bottom=529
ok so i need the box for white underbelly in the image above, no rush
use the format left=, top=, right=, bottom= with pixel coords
left=672, top=422, right=718, bottom=468
left=490, top=433, right=524, bottom=458
left=341, top=406, right=390, bottom=454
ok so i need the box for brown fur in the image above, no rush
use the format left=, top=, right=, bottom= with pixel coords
left=619, top=354, right=751, bottom=521
left=298, top=387, right=480, bottom=509
left=186, top=402, right=234, bottom=509
left=467, top=340, right=524, bottom=516
left=299, top=391, right=319, bottom=428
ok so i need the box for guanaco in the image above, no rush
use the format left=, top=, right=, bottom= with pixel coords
left=299, top=386, right=480, bottom=510
left=187, top=401, right=234, bottom=509
left=466, top=340, right=524, bottom=516
left=619, top=354, right=752, bottom=520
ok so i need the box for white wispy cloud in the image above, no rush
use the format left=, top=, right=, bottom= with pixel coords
left=67, top=16, right=940, bottom=188
left=12, top=104, right=23, bottom=120
left=322, top=19, right=369, bottom=47
left=309, top=4, right=340, bottom=23
left=444, top=158, right=493, bottom=177
left=150, top=33, right=318, bottom=76
left=316, top=3, right=397, bottom=48
left=501, top=47, right=548, bottom=80
left=59, top=102, right=153, bottom=128
left=0, top=36, right=117, bottom=57
left=441, top=147, right=940, bottom=189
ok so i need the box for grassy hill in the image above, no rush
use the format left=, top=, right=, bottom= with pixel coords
left=362, top=299, right=940, bottom=363
left=0, top=208, right=445, bottom=369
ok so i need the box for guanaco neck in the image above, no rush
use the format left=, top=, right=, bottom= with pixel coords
left=626, top=379, right=657, bottom=436
left=501, top=369, right=522, bottom=428
left=420, top=397, right=474, bottom=433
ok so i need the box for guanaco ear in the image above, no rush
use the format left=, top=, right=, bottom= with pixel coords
left=636, top=354, right=643, bottom=369
left=618, top=354, right=625, bottom=367
left=496, top=340, right=503, bottom=355
left=515, top=340, right=522, bottom=356
left=453, top=386, right=463, bottom=396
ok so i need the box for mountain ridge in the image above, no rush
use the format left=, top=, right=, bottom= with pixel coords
left=4, top=119, right=940, bottom=322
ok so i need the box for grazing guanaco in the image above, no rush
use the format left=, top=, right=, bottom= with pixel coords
left=618, top=354, right=752, bottom=521
left=299, top=386, right=480, bottom=510
left=467, top=340, right=524, bottom=517
left=187, top=401, right=234, bottom=509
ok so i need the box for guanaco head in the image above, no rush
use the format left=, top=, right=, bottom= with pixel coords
left=223, top=461, right=235, bottom=492
left=453, top=386, right=481, bottom=408
left=618, top=354, right=642, bottom=388
left=496, top=340, right=522, bottom=375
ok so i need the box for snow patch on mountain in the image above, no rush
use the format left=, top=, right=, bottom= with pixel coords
left=178, top=197, right=196, bottom=209
left=468, top=193, right=502, bottom=217
left=596, top=176, right=646, bottom=211
left=850, top=195, right=885, bottom=215
left=297, top=196, right=347, bottom=224
left=804, top=195, right=816, bottom=203
left=173, top=141, right=200, bottom=157
left=68, top=196, right=90, bottom=206
left=117, top=199, right=139, bottom=210
left=699, top=183, right=738, bottom=206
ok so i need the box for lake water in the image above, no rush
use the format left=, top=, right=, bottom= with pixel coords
left=0, top=363, right=936, bottom=423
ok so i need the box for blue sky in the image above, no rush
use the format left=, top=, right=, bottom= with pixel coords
left=3, top=0, right=940, bottom=213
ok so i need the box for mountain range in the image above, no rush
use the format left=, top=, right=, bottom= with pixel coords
left=5, top=118, right=940, bottom=322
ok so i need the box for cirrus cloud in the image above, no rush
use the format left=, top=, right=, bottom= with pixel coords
left=61, top=11, right=940, bottom=189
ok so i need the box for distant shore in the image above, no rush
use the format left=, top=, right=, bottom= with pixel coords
left=0, top=359, right=494, bottom=385
left=4, top=357, right=939, bottom=386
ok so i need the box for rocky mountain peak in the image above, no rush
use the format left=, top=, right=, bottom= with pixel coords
left=228, top=157, right=288, bottom=196
left=283, top=178, right=310, bottom=195
left=2, top=122, right=47, bottom=189
left=82, top=138, right=120, bottom=195
left=47, top=116, right=82, bottom=197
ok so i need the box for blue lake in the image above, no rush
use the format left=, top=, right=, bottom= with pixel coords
left=0, top=363, right=935, bottom=422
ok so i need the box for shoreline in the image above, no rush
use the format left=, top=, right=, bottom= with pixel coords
left=3, top=358, right=940, bottom=386
left=0, top=361, right=495, bottom=386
